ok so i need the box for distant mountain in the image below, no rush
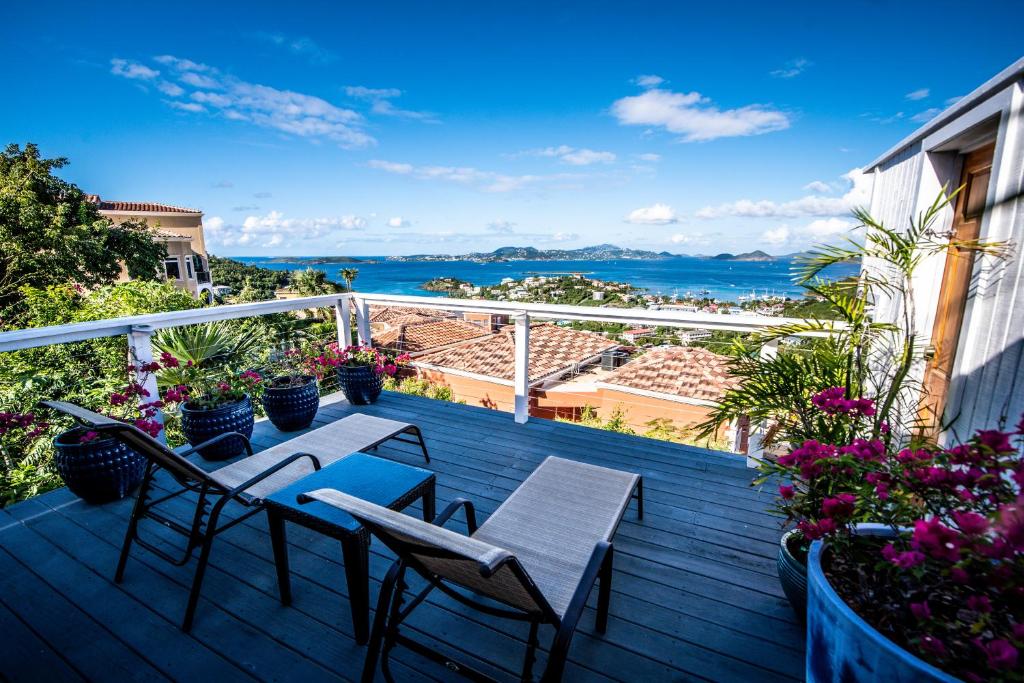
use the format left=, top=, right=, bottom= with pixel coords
left=389, top=243, right=670, bottom=263
left=710, top=250, right=775, bottom=262
left=266, top=256, right=365, bottom=264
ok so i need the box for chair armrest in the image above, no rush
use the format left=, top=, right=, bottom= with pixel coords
left=432, top=497, right=477, bottom=533
left=542, top=541, right=612, bottom=682
left=179, top=431, right=254, bottom=458
left=226, top=452, right=321, bottom=497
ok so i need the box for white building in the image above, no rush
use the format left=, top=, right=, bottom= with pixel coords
left=864, top=57, right=1024, bottom=440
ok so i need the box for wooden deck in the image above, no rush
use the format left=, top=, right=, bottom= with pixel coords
left=0, top=392, right=804, bottom=682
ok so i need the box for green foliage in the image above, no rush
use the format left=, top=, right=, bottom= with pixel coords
left=381, top=375, right=463, bottom=403
left=292, top=268, right=343, bottom=296
left=0, top=143, right=166, bottom=321
left=339, top=268, right=359, bottom=292
left=208, top=255, right=289, bottom=300
left=153, top=321, right=268, bottom=391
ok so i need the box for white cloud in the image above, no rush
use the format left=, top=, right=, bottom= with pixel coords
left=611, top=88, right=790, bottom=142
left=549, top=232, right=579, bottom=242
left=346, top=85, right=436, bottom=122
left=803, top=180, right=833, bottom=193
left=110, top=58, right=159, bottom=80
left=625, top=203, right=678, bottom=225
left=387, top=216, right=410, bottom=228
left=804, top=217, right=854, bottom=237
left=760, top=226, right=791, bottom=245
left=633, top=74, right=665, bottom=88
left=635, top=153, right=661, bottom=162
left=205, top=210, right=367, bottom=248
left=759, top=218, right=856, bottom=249
left=770, top=58, right=811, bottom=79
left=111, top=55, right=374, bottom=148
left=367, top=159, right=580, bottom=193
left=486, top=220, right=516, bottom=233
left=510, top=145, right=616, bottom=165
left=157, top=81, right=184, bottom=97
left=905, top=88, right=930, bottom=101
left=697, top=168, right=872, bottom=219
left=255, top=33, right=337, bottom=65
left=911, top=108, right=941, bottom=123
left=669, top=232, right=711, bottom=246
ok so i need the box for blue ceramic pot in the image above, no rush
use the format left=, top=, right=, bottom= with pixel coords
left=336, top=365, right=384, bottom=405
left=261, top=375, right=319, bottom=432
left=806, top=531, right=961, bottom=683
left=54, top=428, right=146, bottom=504
left=778, top=529, right=807, bottom=620
left=180, top=395, right=254, bottom=461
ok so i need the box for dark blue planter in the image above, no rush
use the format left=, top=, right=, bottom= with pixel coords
left=180, top=395, right=254, bottom=461
left=778, top=529, right=807, bottom=620
left=336, top=365, right=384, bottom=405
left=261, top=375, right=319, bottom=432
left=54, top=428, right=146, bottom=504
left=807, top=534, right=961, bottom=683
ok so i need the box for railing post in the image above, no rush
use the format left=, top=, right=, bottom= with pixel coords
left=746, top=339, right=780, bottom=467
left=513, top=312, right=530, bottom=424
left=354, top=297, right=371, bottom=347
left=336, top=297, right=353, bottom=347
left=128, top=324, right=165, bottom=443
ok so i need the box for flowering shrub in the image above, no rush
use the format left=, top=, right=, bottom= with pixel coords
left=183, top=369, right=263, bottom=411
left=0, top=411, right=53, bottom=506
left=80, top=352, right=187, bottom=441
left=307, top=344, right=409, bottom=379
left=765, top=386, right=1024, bottom=681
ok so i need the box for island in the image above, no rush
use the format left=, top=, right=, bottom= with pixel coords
left=390, top=243, right=670, bottom=263
left=265, top=256, right=368, bottom=265
left=710, top=250, right=775, bottom=262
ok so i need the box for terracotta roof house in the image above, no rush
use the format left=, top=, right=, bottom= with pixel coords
left=375, top=318, right=494, bottom=355
left=369, top=306, right=454, bottom=324
left=411, top=324, right=619, bottom=411
left=599, top=346, right=738, bottom=404
left=89, top=194, right=213, bottom=300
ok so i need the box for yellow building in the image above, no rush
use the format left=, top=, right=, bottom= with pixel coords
left=89, top=196, right=214, bottom=301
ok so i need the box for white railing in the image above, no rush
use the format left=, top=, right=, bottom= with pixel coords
left=0, top=292, right=844, bottom=464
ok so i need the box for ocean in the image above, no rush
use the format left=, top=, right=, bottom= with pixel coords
left=232, top=256, right=859, bottom=302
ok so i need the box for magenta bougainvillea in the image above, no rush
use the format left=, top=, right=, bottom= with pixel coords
left=306, top=343, right=409, bottom=379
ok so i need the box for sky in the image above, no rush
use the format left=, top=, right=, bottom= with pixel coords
left=3, top=1, right=1022, bottom=257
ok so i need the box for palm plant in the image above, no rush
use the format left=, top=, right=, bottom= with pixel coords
left=340, top=268, right=359, bottom=292
left=152, top=321, right=265, bottom=393
left=698, top=188, right=1009, bottom=451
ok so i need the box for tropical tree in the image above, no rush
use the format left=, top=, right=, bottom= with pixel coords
left=152, top=321, right=266, bottom=392
left=292, top=268, right=342, bottom=296
left=340, top=268, right=359, bottom=292
left=0, top=143, right=166, bottom=321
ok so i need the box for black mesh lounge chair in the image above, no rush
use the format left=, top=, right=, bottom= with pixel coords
left=300, top=455, right=643, bottom=683
left=41, top=400, right=323, bottom=631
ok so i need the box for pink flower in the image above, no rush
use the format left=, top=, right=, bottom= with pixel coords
left=109, top=393, right=127, bottom=406
left=995, top=497, right=1024, bottom=550
left=78, top=431, right=100, bottom=444
left=882, top=542, right=926, bottom=569
left=912, top=518, right=963, bottom=562
left=909, top=601, right=931, bottom=620
left=918, top=635, right=947, bottom=658
left=983, top=639, right=1018, bottom=671
left=778, top=484, right=795, bottom=500
left=952, top=510, right=989, bottom=536
left=976, top=429, right=1014, bottom=453
left=966, top=595, right=992, bottom=613
left=821, top=493, right=856, bottom=520
left=159, top=351, right=180, bottom=368
left=384, top=363, right=397, bottom=376
left=949, top=567, right=970, bottom=584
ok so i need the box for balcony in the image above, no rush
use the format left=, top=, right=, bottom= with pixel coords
left=0, top=292, right=813, bottom=681
left=196, top=270, right=211, bottom=285
left=0, top=389, right=802, bottom=682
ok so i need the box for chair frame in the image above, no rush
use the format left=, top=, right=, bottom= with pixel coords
left=42, top=401, right=322, bottom=631
left=297, top=494, right=614, bottom=683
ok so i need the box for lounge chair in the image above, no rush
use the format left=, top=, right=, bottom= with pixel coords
left=40, top=400, right=429, bottom=631
left=300, top=455, right=643, bottom=682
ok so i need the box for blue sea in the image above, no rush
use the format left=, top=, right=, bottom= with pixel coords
left=233, top=256, right=859, bottom=302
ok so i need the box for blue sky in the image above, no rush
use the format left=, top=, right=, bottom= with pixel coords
left=4, top=1, right=1022, bottom=256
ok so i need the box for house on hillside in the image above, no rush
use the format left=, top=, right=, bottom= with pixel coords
left=411, top=323, right=619, bottom=411
left=864, top=56, right=1024, bottom=440
left=89, top=196, right=214, bottom=301
left=375, top=318, right=494, bottom=356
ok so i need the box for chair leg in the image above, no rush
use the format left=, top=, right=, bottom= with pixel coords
left=411, top=427, right=430, bottom=463
left=362, top=560, right=402, bottom=682
left=181, top=502, right=225, bottom=632
left=521, top=619, right=540, bottom=682
left=635, top=477, right=644, bottom=520
left=268, top=509, right=291, bottom=606
left=342, top=535, right=371, bottom=645
left=115, top=463, right=154, bottom=583
left=596, top=545, right=614, bottom=634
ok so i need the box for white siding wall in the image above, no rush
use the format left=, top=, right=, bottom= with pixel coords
left=866, top=78, right=1024, bottom=439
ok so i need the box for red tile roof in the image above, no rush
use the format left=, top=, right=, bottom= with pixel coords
left=415, top=323, right=618, bottom=383
left=376, top=319, right=493, bottom=354
left=369, top=306, right=454, bottom=324
left=601, top=346, right=737, bottom=402
left=88, top=195, right=201, bottom=214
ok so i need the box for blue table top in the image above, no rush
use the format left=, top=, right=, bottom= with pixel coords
left=266, top=453, right=434, bottom=532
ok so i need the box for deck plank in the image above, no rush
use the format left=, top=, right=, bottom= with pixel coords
left=0, top=392, right=804, bottom=682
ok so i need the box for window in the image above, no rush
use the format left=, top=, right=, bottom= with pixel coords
left=164, top=258, right=181, bottom=280
left=185, top=256, right=194, bottom=279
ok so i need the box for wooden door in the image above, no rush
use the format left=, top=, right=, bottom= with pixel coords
left=919, top=143, right=994, bottom=433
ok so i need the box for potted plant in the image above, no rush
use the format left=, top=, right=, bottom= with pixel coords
left=260, top=348, right=319, bottom=432
left=177, top=369, right=263, bottom=461
left=312, top=344, right=408, bottom=405
left=52, top=355, right=180, bottom=503
left=802, top=417, right=1023, bottom=683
